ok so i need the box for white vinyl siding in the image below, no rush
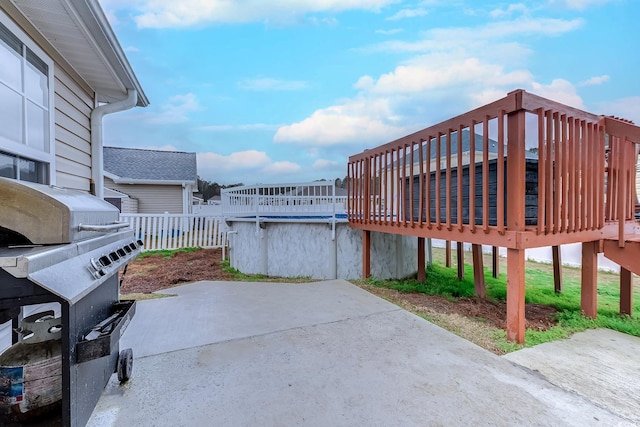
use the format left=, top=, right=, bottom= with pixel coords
left=105, top=178, right=185, bottom=214
left=53, top=68, right=93, bottom=191
left=121, top=197, right=139, bottom=214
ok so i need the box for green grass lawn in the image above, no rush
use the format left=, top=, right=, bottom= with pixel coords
left=365, top=247, right=640, bottom=351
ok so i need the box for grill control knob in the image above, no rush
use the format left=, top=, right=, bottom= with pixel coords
left=109, top=252, right=120, bottom=262
left=99, top=255, right=112, bottom=266
left=123, top=245, right=132, bottom=254
left=90, top=268, right=106, bottom=279
left=89, top=258, right=102, bottom=271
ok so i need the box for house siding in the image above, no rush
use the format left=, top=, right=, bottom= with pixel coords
left=54, top=69, right=94, bottom=191
left=105, top=178, right=185, bottom=214
left=121, top=197, right=139, bottom=214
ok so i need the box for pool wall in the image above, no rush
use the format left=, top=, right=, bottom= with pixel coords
left=226, top=221, right=420, bottom=280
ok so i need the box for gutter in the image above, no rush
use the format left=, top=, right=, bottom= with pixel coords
left=82, top=0, right=149, bottom=106
left=109, top=178, right=197, bottom=186
left=91, top=89, right=137, bottom=199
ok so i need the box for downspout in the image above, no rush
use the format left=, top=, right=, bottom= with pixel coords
left=90, top=89, right=138, bottom=199
left=182, top=183, right=188, bottom=214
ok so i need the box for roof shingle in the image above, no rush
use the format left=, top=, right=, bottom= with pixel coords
left=104, top=147, right=197, bottom=182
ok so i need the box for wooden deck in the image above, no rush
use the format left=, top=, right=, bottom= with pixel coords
left=347, top=89, right=640, bottom=343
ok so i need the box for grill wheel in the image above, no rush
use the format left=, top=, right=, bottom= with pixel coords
left=117, top=348, right=134, bottom=383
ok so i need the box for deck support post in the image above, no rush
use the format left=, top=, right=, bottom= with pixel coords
left=445, top=241, right=452, bottom=268
left=491, top=246, right=499, bottom=278
left=552, top=245, right=563, bottom=293
left=506, top=248, right=525, bottom=343
left=505, top=108, right=527, bottom=343
left=362, top=230, right=371, bottom=279
left=472, top=244, right=486, bottom=298
left=620, top=267, right=633, bottom=316
left=417, top=237, right=426, bottom=282
left=456, top=242, right=464, bottom=280
left=580, top=240, right=598, bottom=318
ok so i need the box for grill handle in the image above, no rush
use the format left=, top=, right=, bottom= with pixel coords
left=78, top=222, right=130, bottom=232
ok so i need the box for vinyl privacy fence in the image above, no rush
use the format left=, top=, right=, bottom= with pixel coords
left=120, top=213, right=225, bottom=251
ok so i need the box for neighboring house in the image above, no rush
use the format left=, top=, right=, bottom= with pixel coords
left=0, top=1, right=148, bottom=194
left=103, top=147, right=197, bottom=214
left=104, top=186, right=138, bottom=213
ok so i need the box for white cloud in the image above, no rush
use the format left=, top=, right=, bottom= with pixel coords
left=307, top=16, right=339, bottom=26
left=367, top=57, right=532, bottom=95
left=363, top=17, right=583, bottom=54
left=198, top=150, right=271, bottom=172
left=530, top=79, right=585, bottom=109
left=596, top=96, right=640, bottom=125
left=312, top=159, right=340, bottom=169
left=489, top=3, right=528, bottom=18
left=238, top=78, right=309, bottom=91
left=275, top=12, right=589, bottom=150
left=117, top=0, right=397, bottom=28
left=103, top=9, right=120, bottom=26
left=263, top=161, right=302, bottom=174
left=548, top=0, right=616, bottom=10
left=124, top=46, right=140, bottom=52
left=386, top=8, right=429, bottom=21
left=469, top=88, right=511, bottom=107
left=197, top=123, right=282, bottom=131
left=138, top=144, right=180, bottom=151
left=197, top=150, right=302, bottom=179
left=579, top=75, right=610, bottom=86
left=375, top=28, right=403, bottom=35
left=146, top=93, right=200, bottom=124
left=274, top=96, right=410, bottom=146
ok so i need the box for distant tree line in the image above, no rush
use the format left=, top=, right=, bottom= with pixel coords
left=334, top=176, right=349, bottom=189
left=197, top=177, right=244, bottom=202
left=311, top=177, right=350, bottom=189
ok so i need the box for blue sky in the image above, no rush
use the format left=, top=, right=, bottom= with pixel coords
left=100, top=0, right=639, bottom=185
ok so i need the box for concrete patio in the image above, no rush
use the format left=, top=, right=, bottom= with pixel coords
left=87, top=279, right=639, bottom=426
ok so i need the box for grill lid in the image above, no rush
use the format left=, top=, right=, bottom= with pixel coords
left=0, top=177, right=120, bottom=245
left=0, top=229, right=142, bottom=303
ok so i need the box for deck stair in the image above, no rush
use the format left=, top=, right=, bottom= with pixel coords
left=603, top=234, right=640, bottom=276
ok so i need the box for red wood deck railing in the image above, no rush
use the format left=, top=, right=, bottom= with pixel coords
left=347, top=89, right=640, bottom=344
left=347, top=89, right=639, bottom=249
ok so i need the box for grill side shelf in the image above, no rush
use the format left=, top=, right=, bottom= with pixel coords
left=76, top=300, right=136, bottom=363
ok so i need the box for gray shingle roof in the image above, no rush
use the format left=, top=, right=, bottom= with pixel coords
left=104, top=147, right=197, bottom=182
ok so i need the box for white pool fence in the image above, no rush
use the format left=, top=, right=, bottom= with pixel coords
left=120, top=213, right=225, bottom=252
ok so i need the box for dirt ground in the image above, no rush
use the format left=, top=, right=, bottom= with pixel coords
left=120, top=248, right=559, bottom=341
left=120, top=248, right=233, bottom=294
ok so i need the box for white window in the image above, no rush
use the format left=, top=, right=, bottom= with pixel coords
left=0, top=12, right=54, bottom=184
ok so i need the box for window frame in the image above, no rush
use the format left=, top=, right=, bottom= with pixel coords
left=0, top=10, right=55, bottom=184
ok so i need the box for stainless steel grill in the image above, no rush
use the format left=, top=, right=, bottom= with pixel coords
left=0, top=177, right=140, bottom=426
